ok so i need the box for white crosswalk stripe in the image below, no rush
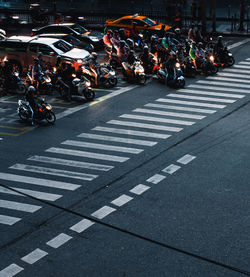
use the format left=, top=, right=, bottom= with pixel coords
left=239, top=61, right=250, bottom=65
left=233, top=64, right=250, bottom=69
left=77, top=132, right=157, bottom=146
left=187, top=84, right=248, bottom=95
left=120, top=114, right=195, bottom=126
left=167, top=94, right=235, bottom=103
left=93, top=126, right=171, bottom=139
left=217, top=72, right=250, bottom=79
left=108, top=120, right=183, bottom=132
left=61, top=140, right=143, bottom=154
left=156, top=98, right=226, bottom=109
left=0, top=199, right=41, bottom=213
left=10, top=164, right=98, bottom=181
left=207, top=76, right=250, bottom=84
left=145, top=103, right=216, bottom=114
left=0, top=215, right=21, bottom=225
left=222, top=68, right=250, bottom=74
left=46, top=147, right=129, bottom=162
left=180, top=88, right=245, bottom=98
left=0, top=263, right=24, bottom=276
left=195, top=80, right=250, bottom=90
left=133, top=108, right=205, bottom=119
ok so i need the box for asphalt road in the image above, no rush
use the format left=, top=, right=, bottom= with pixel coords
left=0, top=37, right=250, bottom=277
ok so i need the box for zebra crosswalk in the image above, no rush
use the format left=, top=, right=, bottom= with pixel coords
left=0, top=57, right=250, bottom=226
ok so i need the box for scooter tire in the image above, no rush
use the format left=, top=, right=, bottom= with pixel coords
left=108, top=77, right=118, bottom=87
left=18, top=107, right=29, bottom=122
left=227, top=57, right=235, bottom=66
left=46, top=111, right=56, bottom=124
left=84, top=89, right=95, bottom=101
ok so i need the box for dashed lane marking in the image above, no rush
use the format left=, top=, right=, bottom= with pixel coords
left=91, top=206, right=116, bottom=219
left=111, top=194, right=133, bottom=207
left=70, top=219, right=95, bottom=233
left=129, top=184, right=150, bottom=195
left=162, top=164, right=181, bottom=175
left=146, top=174, right=166, bottom=184
left=177, top=154, right=196, bottom=165
left=0, top=263, right=24, bottom=277
left=21, top=248, right=48, bottom=265
left=46, top=233, right=72, bottom=249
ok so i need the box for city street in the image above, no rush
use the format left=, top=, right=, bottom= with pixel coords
left=0, top=36, right=250, bottom=277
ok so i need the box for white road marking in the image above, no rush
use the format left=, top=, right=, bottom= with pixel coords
left=222, top=68, right=250, bottom=74
left=195, top=80, right=250, bottom=91
left=93, top=126, right=171, bottom=139
left=227, top=38, right=250, bottom=49
left=239, top=61, right=250, bottom=65
left=108, top=120, right=182, bottom=132
left=120, top=114, right=195, bottom=126
left=133, top=108, right=205, bottom=120
left=156, top=98, right=226, bottom=109
left=217, top=72, right=250, bottom=79
left=0, top=263, right=24, bottom=277
left=207, top=76, right=250, bottom=84
left=61, top=140, right=143, bottom=154
left=188, top=84, right=248, bottom=95
left=0, top=138, right=2, bottom=141
left=146, top=174, right=166, bottom=184
left=0, top=187, right=23, bottom=197
left=145, top=103, right=216, bottom=114
left=130, top=184, right=150, bottom=195
left=10, top=164, right=98, bottom=181
left=177, top=154, right=196, bottom=165
left=167, top=94, right=235, bottom=103
left=21, top=248, right=48, bottom=265
left=0, top=215, right=21, bottom=225
left=0, top=172, right=81, bottom=191
left=182, top=88, right=245, bottom=98
left=0, top=200, right=41, bottom=213
left=46, top=233, right=72, bottom=249
left=233, top=64, right=250, bottom=69
left=70, top=219, right=95, bottom=233
left=78, top=132, right=157, bottom=146
left=46, top=147, right=129, bottom=163
left=111, top=194, right=133, bottom=207
left=28, top=155, right=113, bottom=172
left=162, top=164, right=181, bottom=175
left=91, top=205, right=116, bottom=219
left=56, top=85, right=137, bottom=120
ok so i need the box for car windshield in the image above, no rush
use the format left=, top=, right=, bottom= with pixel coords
left=66, top=35, right=80, bottom=45
left=72, top=24, right=88, bottom=34
left=143, top=17, right=157, bottom=26
left=53, top=40, right=73, bottom=53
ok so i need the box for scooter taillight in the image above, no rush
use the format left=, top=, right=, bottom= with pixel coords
left=39, top=108, right=43, bottom=112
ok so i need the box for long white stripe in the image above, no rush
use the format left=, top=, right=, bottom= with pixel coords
left=167, top=94, right=235, bottom=103
left=133, top=108, right=205, bottom=119
left=21, top=249, right=48, bottom=264
left=217, top=72, right=250, bottom=79
left=70, top=219, right=95, bottom=233
left=93, top=126, right=171, bottom=139
left=0, top=199, right=41, bottom=213
left=111, top=194, right=133, bottom=207
left=228, top=39, right=250, bottom=49
left=222, top=68, right=250, bottom=74
left=0, top=264, right=24, bottom=277
left=146, top=174, right=166, bottom=184
left=130, top=184, right=150, bottom=195
left=195, top=80, right=250, bottom=90
left=177, top=154, right=196, bottom=165
left=28, top=155, right=113, bottom=172
left=91, top=205, right=116, bottom=219
left=120, top=114, right=195, bottom=126
left=10, top=164, right=98, bottom=181
left=187, top=85, right=248, bottom=95
left=0, top=187, right=23, bottom=196
left=233, top=64, right=250, bottom=69
left=207, top=76, right=250, bottom=84
left=0, top=172, right=80, bottom=191
left=77, top=132, right=157, bottom=146
left=239, top=61, right=250, bottom=65
left=0, top=215, right=21, bottom=225
left=46, top=147, right=129, bottom=162
left=183, top=88, right=244, bottom=98
left=46, top=233, right=72, bottom=249
left=145, top=103, right=216, bottom=114
left=108, top=120, right=182, bottom=132
left=156, top=98, right=226, bottom=109
left=61, top=140, right=143, bottom=154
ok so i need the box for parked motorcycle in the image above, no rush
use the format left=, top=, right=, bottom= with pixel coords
left=122, top=61, right=146, bottom=85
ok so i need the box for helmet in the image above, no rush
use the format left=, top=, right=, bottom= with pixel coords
left=91, top=52, right=97, bottom=60
left=198, top=42, right=203, bottom=46
left=143, top=45, right=149, bottom=52
left=120, top=40, right=125, bottom=47
left=34, top=57, right=39, bottom=63
left=175, top=28, right=180, bottom=33
left=28, top=86, right=36, bottom=93
left=157, top=38, right=162, bottom=44
left=218, top=35, right=223, bottom=40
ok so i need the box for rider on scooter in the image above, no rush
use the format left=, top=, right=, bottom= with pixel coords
left=140, top=46, right=156, bottom=75
left=195, top=42, right=206, bottom=73
left=115, top=40, right=130, bottom=62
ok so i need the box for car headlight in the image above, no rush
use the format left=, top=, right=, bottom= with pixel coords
left=91, top=37, right=99, bottom=42
left=209, top=55, right=215, bottom=62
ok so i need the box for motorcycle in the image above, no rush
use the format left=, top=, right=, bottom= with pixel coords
left=122, top=61, right=146, bottom=85
left=9, top=72, right=26, bottom=94
left=26, top=70, right=53, bottom=94
left=215, top=47, right=235, bottom=67
left=17, top=97, right=56, bottom=124
left=181, top=56, right=196, bottom=78
left=201, top=55, right=218, bottom=75
left=157, top=61, right=185, bottom=88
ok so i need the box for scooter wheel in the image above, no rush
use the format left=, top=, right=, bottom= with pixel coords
left=227, top=57, right=235, bottom=66
left=84, top=89, right=95, bottom=101
left=46, top=111, right=56, bottom=124
left=108, top=77, right=117, bottom=87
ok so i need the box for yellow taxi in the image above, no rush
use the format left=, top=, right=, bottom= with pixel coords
left=105, top=14, right=171, bottom=37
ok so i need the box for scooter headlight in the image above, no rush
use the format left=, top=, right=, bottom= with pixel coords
left=18, top=100, right=22, bottom=105
left=110, top=71, right=115, bottom=76
left=175, top=62, right=180, bottom=68
left=86, top=81, right=91, bottom=87
left=14, top=72, right=19, bottom=77
left=45, top=77, right=51, bottom=83
left=228, top=53, right=232, bottom=56
left=209, top=55, right=215, bottom=62
left=72, top=73, right=76, bottom=78
left=45, top=104, right=52, bottom=110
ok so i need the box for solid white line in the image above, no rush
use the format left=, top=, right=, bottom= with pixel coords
left=0, top=264, right=24, bottom=277
left=207, top=76, right=250, bottom=84
left=120, top=114, right=195, bottom=126
left=61, top=140, right=143, bottom=154
left=21, top=248, right=48, bottom=265
left=227, top=38, right=250, bottom=49
left=167, top=94, right=235, bottom=103
left=195, top=80, right=250, bottom=90
left=0, top=172, right=81, bottom=191
left=46, top=233, right=72, bottom=249
left=93, top=126, right=171, bottom=139
left=0, top=200, right=41, bottom=213
left=133, top=108, right=205, bottom=120
left=91, top=206, right=116, bottom=219
left=222, top=68, right=250, bottom=74
left=70, top=219, right=95, bottom=233
left=111, top=194, right=133, bottom=207
left=46, top=147, right=129, bottom=163
left=77, top=132, right=157, bottom=146
left=10, top=164, right=98, bottom=181
left=162, top=164, right=181, bottom=175
left=0, top=215, right=21, bottom=225
left=10, top=187, right=62, bottom=201
left=239, top=61, right=250, bottom=65
left=56, top=85, right=137, bottom=120
left=182, top=87, right=245, bottom=98
left=217, top=72, right=250, bottom=79
left=146, top=174, right=166, bottom=184
left=28, top=155, right=113, bottom=172
left=0, top=187, right=23, bottom=197
left=108, top=120, right=182, bottom=132
left=233, top=64, right=250, bottom=69
left=177, top=154, right=196, bottom=165
left=187, top=84, right=248, bottom=95
left=145, top=103, right=216, bottom=114
left=156, top=98, right=226, bottom=109
left=130, top=184, right=150, bottom=195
